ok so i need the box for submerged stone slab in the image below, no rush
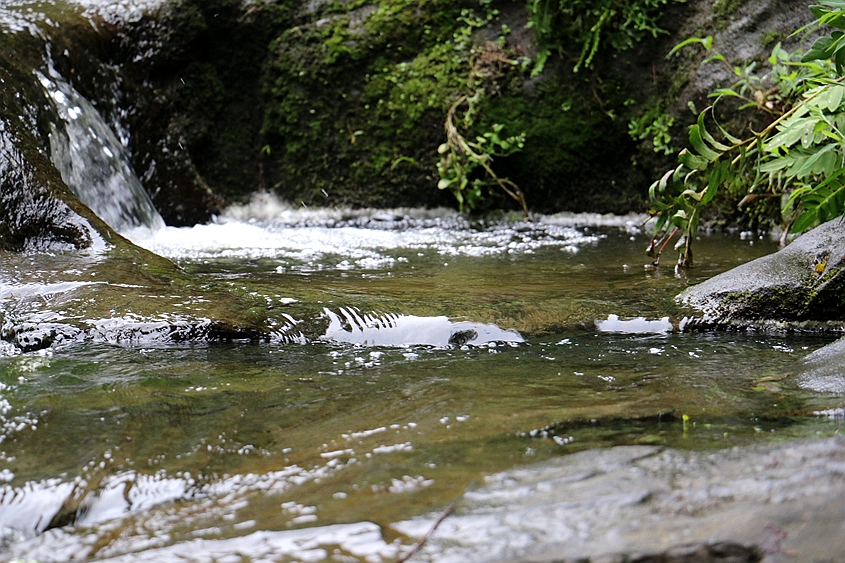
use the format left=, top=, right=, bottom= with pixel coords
left=393, top=437, right=845, bottom=562
left=678, top=220, right=845, bottom=328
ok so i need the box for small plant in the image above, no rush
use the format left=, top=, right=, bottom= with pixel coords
left=437, top=94, right=527, bottom=214
left=629, top=109, right=676, bottom=155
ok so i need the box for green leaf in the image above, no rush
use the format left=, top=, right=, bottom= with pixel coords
left=717, top=122, right=743, bottom=145
left=653, top=212, right=669, bottom=235
left=791, top=209, right=818, bottom=233
left=785, top=185, right=814, bottom=208
left=668, top=36, right=712, bottom=58
left=710, top=88, right=742, bottom=98
left=809, top=4, right=826, bottom=19
left=678, top=148, right=710, bottom=170
left=824, top=11, right=845, bottom=29
left=681, top=188, right=703, bottom=201
left=792, top=144, right=837, bottom=178
left=702, top=161, right=728, bottom=205
left=689, top=124, right=721, bottom=161
left=822, top=83, right=845, bottom=111
left=698, top=111, right=732, bottom=151
left=766, top=117, right=815, bottom=150
left=803, top=37, right=836, bottom=62
left=758, top=157, right=792, bottom=173
left=816, top=149, right=840, bottom=177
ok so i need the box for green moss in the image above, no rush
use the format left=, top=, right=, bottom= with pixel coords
left=474, top=77, right=646, bottom=213
left=259, top=0, right=654, bottom=213
left=260, top=0, right=503, bottom=208
left=761, top=30, right=785, bottom=48
left=712, top=0, right=750, bottom=18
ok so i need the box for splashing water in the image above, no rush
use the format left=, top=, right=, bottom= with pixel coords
left=37, top=67, right=165, bottom=235
left=127, top=192, right=618, bottom=268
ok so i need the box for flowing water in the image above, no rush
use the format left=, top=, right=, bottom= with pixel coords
left=1, top=1, right=844, bottom=561
left=2, top=202, right=844, bottom=562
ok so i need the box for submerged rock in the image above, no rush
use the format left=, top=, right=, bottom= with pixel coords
left=393, top=437, right=845, bottom=562
left=678, top=220, right=845, bottom=329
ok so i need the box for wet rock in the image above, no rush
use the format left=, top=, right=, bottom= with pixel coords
left=0, top=100, right=117, bottom=252
left=677, top=220, right=845, bottom=328
left=0, top=247, right=280, bottom=355
left=1, top=0, right=807, bottom=224
left=793, top=335, right=845, bottom=394
left=393, top=438, right=845, bottom=563
left=0, top=7, right=123, bottom=252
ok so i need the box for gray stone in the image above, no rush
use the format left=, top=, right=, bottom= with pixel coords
left=678, top=220, right=845, bottom=328
left=392, top=438, right=845, bottom=563
left=794, top=335, right=845, bottom=394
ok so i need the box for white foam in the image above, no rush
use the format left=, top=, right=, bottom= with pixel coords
left=126, top=193, right=621, bottom=269
left=595, top=314, right=673, bottom=334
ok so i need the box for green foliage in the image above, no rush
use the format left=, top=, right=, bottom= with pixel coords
left=528, top=0, right=682, bottom=74
left=629, top=108, right=676, bottom=155
left=437, top=94, right=527, bottom=213
left=649, top=4, right=845, bottom=267
left=261, top=0, right=529, bottom=211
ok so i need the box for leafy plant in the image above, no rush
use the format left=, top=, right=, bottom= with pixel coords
left=649, top=3, right=845, bottom=267
left=629, top=108, right=676, bottom=155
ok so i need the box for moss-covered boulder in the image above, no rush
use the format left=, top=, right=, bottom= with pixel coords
left=257, top=0, right=650, bottom=213
left=678, top=220, right=845, bottom=329
left=0, top=0, right=822, bottom=231
left=99, top=0, right=686, bottom=216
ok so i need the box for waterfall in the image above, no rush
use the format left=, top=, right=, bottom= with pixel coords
left=37, top=67, right=165, bottom=235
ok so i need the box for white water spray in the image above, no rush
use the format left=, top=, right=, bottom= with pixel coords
left=37, top=68, right=165, bottom=235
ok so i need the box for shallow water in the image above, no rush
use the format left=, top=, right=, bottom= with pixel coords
left=1, top=210, right=844, bottom=562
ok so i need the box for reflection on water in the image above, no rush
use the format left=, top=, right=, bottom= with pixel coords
left=322, top=307, right=524, bottom=347
left=1, top=209, right=843, bottom=561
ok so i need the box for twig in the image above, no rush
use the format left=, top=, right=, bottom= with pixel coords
left=728, top=75, right=845, bottom=166
left=394, top=504, right=455, bottom=563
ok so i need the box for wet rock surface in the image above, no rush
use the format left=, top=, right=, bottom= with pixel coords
left=794, top=335, right=845, bottom=394
left=678, top=220, right=845, bottom=328
left=0, top=245, right=283, bottom=354
left=0, top=20, right=113, bottom=252
left=394, top=438, right=845, bottom=563
left=0, top=122, right=100, bottom=252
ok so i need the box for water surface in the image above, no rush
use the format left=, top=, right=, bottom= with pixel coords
left=1, top=210, right=843, bottom=562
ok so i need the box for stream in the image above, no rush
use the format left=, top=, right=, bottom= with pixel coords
left=0, top=1, right=844, bottom=561
left=2, top=204, right=844, bottom=561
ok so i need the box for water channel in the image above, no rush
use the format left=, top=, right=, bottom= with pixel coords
left=2, top=203, right=844, bottom=561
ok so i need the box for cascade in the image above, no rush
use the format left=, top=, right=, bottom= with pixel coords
left=37, top=66, right=165, bottom=235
